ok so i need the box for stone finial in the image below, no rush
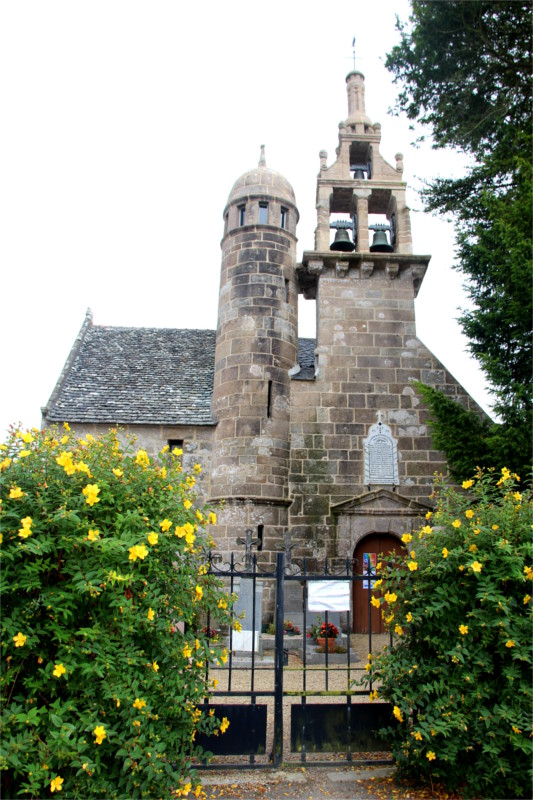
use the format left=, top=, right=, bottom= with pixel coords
left=345, top=70, right=371, bottom=126
left=319, top=150, right=328, bottom=170
left=258, top=144, right=266, bottom=168
left=395, top=152, right=404, bottom=173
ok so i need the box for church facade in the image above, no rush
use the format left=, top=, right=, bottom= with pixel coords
left=43, top=71, right=481, bottom=574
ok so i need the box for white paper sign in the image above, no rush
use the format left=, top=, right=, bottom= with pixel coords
left=308, top=581, right=351, bottom=612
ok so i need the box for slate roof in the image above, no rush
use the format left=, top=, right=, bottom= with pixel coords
left=43, top=314, right=317, bottom=426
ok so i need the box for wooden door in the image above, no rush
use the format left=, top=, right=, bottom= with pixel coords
left=352, top=534, right=405, bottom=633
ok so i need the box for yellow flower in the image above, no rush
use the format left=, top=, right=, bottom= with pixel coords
left=112, top=468, right=124, bottom=477
left=407, top=561, right=418, bottom=571
left=52, top=663, right=66, bottom=678
left=82, top=484, right=100, bottom=506
left=505, top=640, right=515, bottom=648
left=425, top=510, right=433, bottom=519
left=128, top=544, right=149, bottom=561
left=369, top=690, right=379, bottom=702
left=133, top=698, right=146, bottom=709
left=18, top=525, right=32, bottom=539
left=9, top=486, right=24, bottom=499
left=413, top=731, right=423, bottom=741
left=233, top=620, right=242, bottom=632
left=135, top=449, right=150, bottom=467
left=147, top=532, right=159, bottom=546
left=392, top=706, right=403, bottom=723
left=426, top=751, right=436, bottom=761
left=183, top=643, right=192, bottom=659
left=19, top=449, right=31, bottom=458
left=465, top=509, right=475, bottom=519
left=469, top=543, right=478, bottom=553
left=87, top=529, right=100, bottom=541
left=384, top=613, right=394, bottom=624
left=185, top=531, right=196, bottom=546
left=492, top=525, right=499, bottom=531
left=462, top=480, right=474, bottom=489
left=421, top=525, right=433, bottom=535
left=208, top=512, right=217, bottom=525
left=459, top=624, right=469, bottom=635
left=384, top=592, right=397, bottom=604
left=60, top=435, right=69, bottom=444
left=524, top=566, right=533, bottom=580
left=394, top=624, right=404, bottom=636
left=401, top=533, right=412, bottom=544
left=194, top=464, right=202, bottom=474
left=452, top=519, right=461, bottom=529
left=93, top=725, right=106, bottom=745
left=219, top=648, right=228, bottom=665
left=147, top=608, right=155, bottom=621
left=186, top=475, right=196, bottom=488
left=220, top=717, right=230, bottom=733
left=183, top=499, right=192, bottom=510
left=152, top=661, right=159, bottom=672
left=13, top=632, right=27, bottom=647
left=371, top=596, right=381, bottom=608
left=513, top=492, right=522, bottom=502
left=20, top=516, right=32, bottom=529
left=512, top=725, right=522, bottom=735
left=196, top=510, right=204, bottom=522
left=50, top=776, right=64, bottom=793
left=133, top=719, right=141, bottom=728
left=0, top=457, right=12, bottom=471
left=523, top=594, right=531, bottom=605
left=56, top=451, right=75, bottom=474
left=470, top=561, right=483, bottom=573
left=194, top=585, right=203, bottom=601
left=159, top=519, right=172, bottom=532
left=442, top=547, right=449, bottom=558
left=406, top=612, right=413, bottom=623
left=161, top=444, right=169, bottom=454
left=218, top=598, right=228, bottom=610
left=21, top=432, right=34, bottom=444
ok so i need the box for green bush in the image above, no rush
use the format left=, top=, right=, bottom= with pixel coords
left=0, top=426, right=236, bottom=798
left=362, top=469, right=532, bottom=798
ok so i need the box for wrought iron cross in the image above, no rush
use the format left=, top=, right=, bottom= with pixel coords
left=276, top=530, right=297, bottom=573
left=236, top=529, right=260, bottom=570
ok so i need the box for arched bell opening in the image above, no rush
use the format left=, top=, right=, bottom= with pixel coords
left=352, top=533, right=405, bottom=634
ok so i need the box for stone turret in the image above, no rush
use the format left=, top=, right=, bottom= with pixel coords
left=210, top=147, right=299, bottom=563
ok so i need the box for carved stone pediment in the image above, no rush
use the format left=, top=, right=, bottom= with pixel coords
left=331, top=489, right=431, bottom=517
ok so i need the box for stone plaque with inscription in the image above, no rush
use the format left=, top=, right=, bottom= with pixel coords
left=364, top=414, right=398, bottom=485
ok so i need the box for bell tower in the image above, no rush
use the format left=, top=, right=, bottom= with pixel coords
left=210, top=147, right=299, bottom=563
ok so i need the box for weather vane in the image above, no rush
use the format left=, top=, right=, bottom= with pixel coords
left=352, top=36, right=356, bottom=71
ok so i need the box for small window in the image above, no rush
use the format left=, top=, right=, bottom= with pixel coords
left=280, top=207, right=288, bottom=229
left=259, top=202, right=268, bottom=224
left=167, top=438, right=184, bottom=455
left=285, top=279, right=289, bottom=302
left=238, top=205, right=246, bottom=226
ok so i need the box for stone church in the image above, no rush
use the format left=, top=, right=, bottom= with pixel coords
left=42, top=70, right=481, bottom=590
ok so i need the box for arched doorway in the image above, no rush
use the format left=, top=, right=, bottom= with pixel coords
left=352, top=533, right=405, bottom=633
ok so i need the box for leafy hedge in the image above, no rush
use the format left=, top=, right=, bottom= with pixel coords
left=362, top=469, right=532, bottom=798
left=1, top=426, right=235, bottom=798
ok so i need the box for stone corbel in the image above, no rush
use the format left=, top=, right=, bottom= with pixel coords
left=360, top=261, right=374, bottom=279
left=335, top=260, right=350, bottom=278
left=308, top=258, right=324, bottom=275
left=385, top=263, right=400, bottom=280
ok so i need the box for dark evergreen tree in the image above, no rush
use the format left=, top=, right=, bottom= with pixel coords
left=387, top=0, right=532, bottom=478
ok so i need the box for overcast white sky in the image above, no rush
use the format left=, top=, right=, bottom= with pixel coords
left=0, top=0, right=493, bottom=440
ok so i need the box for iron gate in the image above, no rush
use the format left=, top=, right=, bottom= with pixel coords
left=196, top=552, right=394, bottom=769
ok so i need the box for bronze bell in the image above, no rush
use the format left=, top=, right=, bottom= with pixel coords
left=330, top=229, right=355, bottom=252
left=369, top=229, right=393, bottom=252
left=353, top=168, right=366, bottom=180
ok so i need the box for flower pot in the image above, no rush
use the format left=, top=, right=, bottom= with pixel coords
left=316, top=637, right=337, bottom=652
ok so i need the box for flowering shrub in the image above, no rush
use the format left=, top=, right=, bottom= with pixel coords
left=0, top=427, right=236, bottom=798
left=361, top=469, right=532, bottom=798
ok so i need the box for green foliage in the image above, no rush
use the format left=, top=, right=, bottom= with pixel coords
left=386, top=1, right=532, bottom=451
left=0, top=426, right=236, bottom=799
left=414, top=382, right=531, bottom=482
left=361, top=469, right=532, bottom=798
